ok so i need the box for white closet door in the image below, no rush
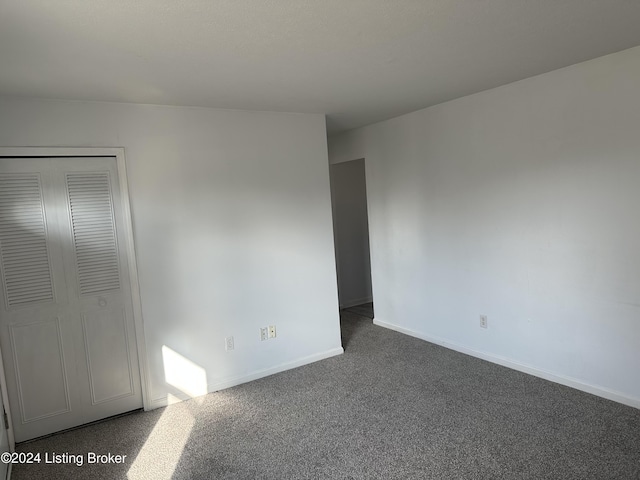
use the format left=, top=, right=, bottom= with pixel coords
left=0, top=157, right=142, bottom=442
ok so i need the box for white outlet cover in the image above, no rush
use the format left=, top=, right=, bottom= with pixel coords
left=268, top=325, right=276, bottom=338
left=225, top=336, right=234, bottom=350
left=260, top=327, right=268, bottom=341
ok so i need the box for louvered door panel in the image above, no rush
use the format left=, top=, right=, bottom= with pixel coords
left=66, top=172, right=121, bottom=296
left=0, top=174, right=55, bottom=307
left=1, top=157, right=142, bottom=443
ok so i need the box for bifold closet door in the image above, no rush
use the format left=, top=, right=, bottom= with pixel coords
left=0, top=157, right=142, bottom=442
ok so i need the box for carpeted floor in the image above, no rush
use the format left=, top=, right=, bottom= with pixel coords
left=342, top=302, right=374, bottom=319
left=12, top=308, right=640, bottom=479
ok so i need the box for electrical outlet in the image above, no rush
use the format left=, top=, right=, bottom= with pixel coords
left=480, top=315, right=488, bottom=329
left=268, top=325, right=276, bottom=338
left=225, top=336, right=234, bottom=351
left=260, top=327, right=268, bottom=341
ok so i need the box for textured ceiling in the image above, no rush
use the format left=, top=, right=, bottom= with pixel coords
left=2, top=0, right=640, bottom=134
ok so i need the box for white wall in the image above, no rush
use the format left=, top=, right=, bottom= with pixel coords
left=0, top=97, right=343, bottom=407
left=330, top=159, right=373, bottom=308
left=328, top=129, right=366, bottom=166
left=329, top=45, right=640, bottom=407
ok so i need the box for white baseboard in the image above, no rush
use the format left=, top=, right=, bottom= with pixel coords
left=373, top=319, right=640, bottom=410
left=150, top=347, right=344, bottom=408
left=340, top=296, right=373, bottom=309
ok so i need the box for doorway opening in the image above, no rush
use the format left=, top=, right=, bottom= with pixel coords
left=329, top=158, right=374, bottom=346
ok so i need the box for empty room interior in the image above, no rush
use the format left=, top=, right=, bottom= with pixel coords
left=0, top=1, right=640, bottom=479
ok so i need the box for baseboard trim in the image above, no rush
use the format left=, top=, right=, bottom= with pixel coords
left=340, top=296, right=373, bottom=309
left=373, top=319, right=640, bottom=410
left=150, top=347, right=344, bottom=408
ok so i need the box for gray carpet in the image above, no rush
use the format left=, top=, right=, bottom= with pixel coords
left=342, top=302, right=374, bottom=319
left=12, top=308, right=640, bottom=479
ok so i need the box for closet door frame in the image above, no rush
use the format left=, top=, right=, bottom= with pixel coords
left=0, top=148, right=151, bottom=449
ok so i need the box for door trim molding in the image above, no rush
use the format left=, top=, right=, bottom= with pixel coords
left=0, top=343, right=15, bottom=452
left=0, top=147, right=152, bottom=416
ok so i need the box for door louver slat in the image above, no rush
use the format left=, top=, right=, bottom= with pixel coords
left=0, top=174, right=55, bottom=307
left=66, top=172, right=121, bottom=296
